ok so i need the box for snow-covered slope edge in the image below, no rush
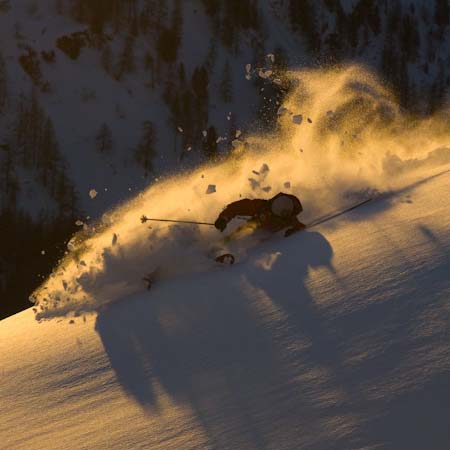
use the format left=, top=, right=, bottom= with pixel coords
left=1, top=168, right=450, bottom=450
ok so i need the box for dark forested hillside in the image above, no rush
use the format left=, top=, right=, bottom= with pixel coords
left=1, top=0, right=450, bottom=319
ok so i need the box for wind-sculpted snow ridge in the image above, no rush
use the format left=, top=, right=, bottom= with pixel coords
left=30, top=65, right=450, bottom=319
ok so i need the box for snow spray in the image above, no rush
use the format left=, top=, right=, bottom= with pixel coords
left=31, top=64, right=450, bottom=319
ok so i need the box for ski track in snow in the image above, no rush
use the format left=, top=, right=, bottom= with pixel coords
left=1, top=164, right=450, bottom=450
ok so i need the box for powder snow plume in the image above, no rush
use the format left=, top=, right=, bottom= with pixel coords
left=31, top=64, right=450, bottom=319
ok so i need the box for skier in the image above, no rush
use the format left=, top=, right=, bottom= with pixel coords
left=214, top=192, right=306, bottom=237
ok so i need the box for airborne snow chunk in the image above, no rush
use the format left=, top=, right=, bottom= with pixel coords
left=245, top=64, right=252, bottom=79
left=259, top=163, right=270, bottom=174
left=248, top=178, right=260, bottom=190
left=292, top=114, right=303, bottom=125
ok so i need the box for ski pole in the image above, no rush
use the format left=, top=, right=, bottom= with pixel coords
left=140, top=215, right=215, bottom=226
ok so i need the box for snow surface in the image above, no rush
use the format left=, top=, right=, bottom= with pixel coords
left=1, top=165, right=450, bottom=450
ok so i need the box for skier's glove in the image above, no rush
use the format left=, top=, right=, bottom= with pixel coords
left=214, top=217, right=228, bottom=232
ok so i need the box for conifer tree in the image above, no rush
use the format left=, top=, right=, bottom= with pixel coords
left=202, top=125, right=218, bottom=160
left=38, top=116, right=60, bottom=190
left=172, top=0, right=183, bottom=44
left=101, top=45, right=112, bottom=75
left=191, top=66, right=209, bottom=129
left=219, top=60, right=233, bottom=103
left=15, top=89, right=45, bottom=169
left=135, top=121, right=157, bottom=176
left=0, top=50, right=7, bottom=114
left=398, top=56, right=411, bottom=109
left=201, top=0, right=221, bottom=17
left=28, top=89, right=44, bottom=166
left=288, top=0, right=319, bottom=52
left=55, top=168, right=78, bottom=217
left=368, top=4, right=381, bottom=35
left=435, top=0, right=450, bottom=29
left=178, top=62, right=186, bottom=87
left=401, top=14, right=420, bottom=63
left=96, top=123, right=113, bottom=154
left=115, top=34, right=136, bottom=80
left=428, top=60, right=446, bottom=113
left=144, top=51, right=155, bottom=89
left=192, top=66, right=209, bottom=101
left=204, top=40, right=218, bottom=73
left=0, top=143, right=18, bottom=207
left=157, top=27, right=179, bottom=64
left=54, top=0, right=63, bottom=15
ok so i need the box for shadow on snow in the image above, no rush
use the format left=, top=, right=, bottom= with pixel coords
left=95, top=231, right=358, bottom=450
left=95, top=196, right=450, bottom=449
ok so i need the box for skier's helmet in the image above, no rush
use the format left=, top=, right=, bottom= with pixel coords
left=271, top=194, right=295, bottom=218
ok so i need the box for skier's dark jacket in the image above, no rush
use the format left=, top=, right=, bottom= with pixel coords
left=215, top=192, right=306, bottom=237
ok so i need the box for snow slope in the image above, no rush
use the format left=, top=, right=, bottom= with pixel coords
left=1, top=166, right=450, bottom=450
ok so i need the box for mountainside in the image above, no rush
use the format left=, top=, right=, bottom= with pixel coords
left=2, top=0, right=450, bottom=318
left=1, top=165, right=450, bottom=450
left=0, top=0, right=272, bottom=317
left=2, top=2, right=450, bottom=448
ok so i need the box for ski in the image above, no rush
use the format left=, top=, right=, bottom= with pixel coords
left=143, top=267, right=163, bottom=290
left=214, top=253, right=235, bottom=265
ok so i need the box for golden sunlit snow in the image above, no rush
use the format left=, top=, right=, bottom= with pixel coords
left=31, top=65, right=450, bottom=319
